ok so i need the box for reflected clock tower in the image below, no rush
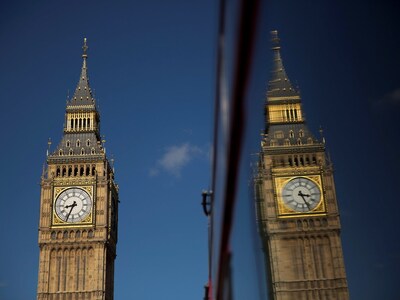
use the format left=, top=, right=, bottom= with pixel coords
left=256, top=31, right=349, bottom=299
left=37, top=39, right=119, bottom=300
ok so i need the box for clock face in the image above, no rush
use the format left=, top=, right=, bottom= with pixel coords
left=281, top=177, right=321, bottom=212
left=55, top=187, right=92, bottom=223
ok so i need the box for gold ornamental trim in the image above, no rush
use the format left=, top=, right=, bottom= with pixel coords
left=274, top=175, right=326, bottom=218
left=51, top=185, right=94, bottom=227
left=53, top=176, right=96, bottom=186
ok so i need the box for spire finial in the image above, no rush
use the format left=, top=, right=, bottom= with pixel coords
left=271, top=30, right=280, bottom=50
left=82, top=38, right=88, bottom=58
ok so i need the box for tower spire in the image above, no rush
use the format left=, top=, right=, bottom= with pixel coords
left=68, top=37, right=95, bottom=106
left=267, top=30, right=299, bottom=98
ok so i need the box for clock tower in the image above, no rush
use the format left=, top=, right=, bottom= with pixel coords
left=256, top=31, right=349, bottom=299
left=37, top=39, right=119, bottom=300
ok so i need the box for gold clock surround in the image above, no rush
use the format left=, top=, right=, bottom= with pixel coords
left=52, top=185, right=94, bottom=227
left=274, top=175, right=326, bottom=218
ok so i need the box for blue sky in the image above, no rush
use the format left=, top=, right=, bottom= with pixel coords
left=0, top=1, right=399, bottom=299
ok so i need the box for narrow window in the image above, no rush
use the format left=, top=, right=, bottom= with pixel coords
left=69, top=149, right=73, bottom=155
left=86, top=166, right=90, bottom=176
left=86, top=139, right=90, bottom=147
left=81, top=148, right=85, bottom=155
left=70, top=119, right=74, bottom=129
left=83, top=119, right=86, bottom=129
left=59, top=149, right=63, bottom=156
left=68, top=167, right=72, bottom=177
left=80, top=167, right=84, bottom=176
left=299, top=130, right=304, bottom=137
left=76, top=140, right=80, bottom=147
left=289, top=130, right=294, bottom=138
left=66, top=140, right=70, bottom=147
left=79, top=119, right=82, bottom=129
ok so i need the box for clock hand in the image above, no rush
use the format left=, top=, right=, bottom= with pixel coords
left=298, top=191, right=311, bottom=209
left=298, top=191, right=310, bottom=197
left=65, top=201, right=77, bottom=221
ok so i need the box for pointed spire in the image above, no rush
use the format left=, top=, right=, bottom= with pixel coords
left=68, top=38, right=95, bottom=107
left=267, top=30, right=299, bottom=98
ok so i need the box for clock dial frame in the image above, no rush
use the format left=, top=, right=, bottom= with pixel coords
left=53, top=186, right=93, bottom=225
left=274, top=175, right=326, bottom=217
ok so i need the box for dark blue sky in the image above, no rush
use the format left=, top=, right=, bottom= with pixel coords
left=0, top=1, right=399, bottom=299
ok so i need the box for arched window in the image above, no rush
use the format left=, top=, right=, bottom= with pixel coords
left=88, top=118, right=91, bottom=128
left=69, top=149, right=73, bottom=155
left=68, top=167, right=72, bottom=177
left=80, top=166, right=84, bottom=176
left=91, top=148, right=95, bottom=154
left=312, top=156, right=317, bottom=164
left=83, top=119, right=86, bottom=129
left=74, top=167, right=78, bottom=176
left=299, top=130, right=304, bottom=137
left=56, top=167, right=60, bottom=177
left=81, top=148, right=85, bottom=155
left=59, top=149, right=63, bottom=156
left=62, top=167, right=66, bottom=177
left=70, top=119, right=74, bottom=129
left=86, top=166, right=90, bottom=176
left=86, top=139, right=90, bottom=147
left=297, top=138, right=302, bottom=145
left=289, top=130, right=294, bottom=138
left=66, top=140, right=70, bottom=147
left=79, top=119, right=82, bottom=129
left=76, top=140, right=80, bottom=147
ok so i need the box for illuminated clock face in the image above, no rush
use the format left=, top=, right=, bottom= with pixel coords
left=55, top=187, right=92, bottom=223
left=282, top=177, right=321, bottom=212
